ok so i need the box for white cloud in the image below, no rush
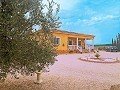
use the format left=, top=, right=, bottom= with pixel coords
left=80, top=15, right=120, bottom=25
left=63, top=15, right=120, bottom=27
left=84, top=7, right=96, bottom=16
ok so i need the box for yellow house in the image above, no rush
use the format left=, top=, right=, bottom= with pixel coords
left=52, top=29, right=95, bottom=54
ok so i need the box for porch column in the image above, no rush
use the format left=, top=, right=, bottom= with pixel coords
left=85, top=38, right=87, bottom=49
left=92, top=39, right=94, bottom=49
left=77, top=38, right=78, bottom=49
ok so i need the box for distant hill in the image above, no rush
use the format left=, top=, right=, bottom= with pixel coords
left=94, top=44, right=112, bottom=50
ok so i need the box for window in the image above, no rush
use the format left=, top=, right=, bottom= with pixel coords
left=53, top=37, right=60, bottom=45
left=68, top=40, right=72, bottom=45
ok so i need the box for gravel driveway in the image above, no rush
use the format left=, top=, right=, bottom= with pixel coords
left=0, top=51, right=120, bottom=90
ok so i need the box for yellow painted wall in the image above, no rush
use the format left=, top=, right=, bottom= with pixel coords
left=53, top=32, right=86, bottom=50
left=53, top=32, right=68, bottom=50
left=80, top=39, right=85, bottom=49
left=52, top=31, right=94, bottom=51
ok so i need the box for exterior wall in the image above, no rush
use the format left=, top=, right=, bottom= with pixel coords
left=53, top=32, right=68, bottom=51
left=68, top=38, right=85, bottom=48
left=80, top=38, right=85, bottom=49
left=52, top=30, right=94, bottom=54
left=53, top=34, right=86, bottom=53
left=68, top=37, right=77, bottom=45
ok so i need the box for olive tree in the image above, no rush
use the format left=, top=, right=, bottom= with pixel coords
left=0, top=0, right=61, bottom=83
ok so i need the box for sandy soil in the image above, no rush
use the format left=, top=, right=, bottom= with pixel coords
left=0, top=51, right=120, bottom=90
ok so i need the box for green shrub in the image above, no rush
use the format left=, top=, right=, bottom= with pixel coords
left=95, top=53, right=100, bottom=59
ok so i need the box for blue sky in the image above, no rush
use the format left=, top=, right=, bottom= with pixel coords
left=54, top=0, right=120, bottom=44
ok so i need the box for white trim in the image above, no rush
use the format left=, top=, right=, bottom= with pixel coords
left=85, top=38, right=87, bottom=49
left=68, top=39, right=73, bottom=45
left=54, top=36, right=61, bottom=45
left=92, top=39, right=94, bottom=49
left=68, top=45, right=77, bottom=46
left=68, top=45, right=77, bottom=50
left=77, top=38, right=78, bottom=49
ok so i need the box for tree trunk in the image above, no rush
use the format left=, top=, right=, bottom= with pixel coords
left=34, top=71, right=42, bottom=84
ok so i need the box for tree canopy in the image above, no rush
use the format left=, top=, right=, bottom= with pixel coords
left=112, top=33, right=120, bottom=51
left=0, top=0, right=60, bottom=81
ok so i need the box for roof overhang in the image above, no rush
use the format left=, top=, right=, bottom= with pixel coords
left=51, top=29, right=95, bottom=40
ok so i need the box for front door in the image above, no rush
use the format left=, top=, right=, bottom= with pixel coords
left=78, top=40, right=82, bottom=46
left=78, top=40, right=82, bottom=53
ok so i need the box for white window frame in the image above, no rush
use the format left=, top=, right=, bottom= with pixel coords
left=54, top=36, right=60, bottom=45
left=68, top=40, right=73, bottom=45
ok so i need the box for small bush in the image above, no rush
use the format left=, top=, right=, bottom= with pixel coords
left=95, top=53, right=100, bottom=59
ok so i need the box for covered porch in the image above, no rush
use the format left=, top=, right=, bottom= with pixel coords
left=68, top=37, right=94, bottom=52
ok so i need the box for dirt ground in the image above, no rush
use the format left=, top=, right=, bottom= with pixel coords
left=0, top=51, right=120, bottom=90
